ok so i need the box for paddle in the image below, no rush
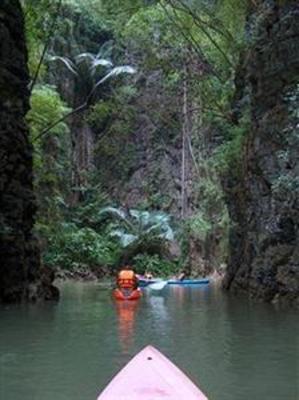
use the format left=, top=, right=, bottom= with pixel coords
left=147, top=280, right=168, bottom=291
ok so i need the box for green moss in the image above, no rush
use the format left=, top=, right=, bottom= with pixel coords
left=86, top=101, right=113, bottom=129
left=211, top=114, right=249, bottom=175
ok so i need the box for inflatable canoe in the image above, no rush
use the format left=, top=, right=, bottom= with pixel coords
left=97, top=345, right=208, bottom=400
left=113, top=288, right=142, bottom=301
left=167, top=279, right=209, bottom=285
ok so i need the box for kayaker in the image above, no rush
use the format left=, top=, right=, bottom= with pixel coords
left=144, top=271, right=153, bottom=280
left=117, top=265, right=139, bottom=291
left=177, top=270, right=186, bottom=281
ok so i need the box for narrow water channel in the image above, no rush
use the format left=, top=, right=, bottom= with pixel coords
left=0, top=282, right=298, bottom=400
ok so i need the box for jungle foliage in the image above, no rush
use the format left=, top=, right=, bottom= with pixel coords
left=22, top=0, right=251, bottom=276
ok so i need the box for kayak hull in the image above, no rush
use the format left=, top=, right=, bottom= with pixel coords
left=139, top=278, right=209, bottom=287
left=97, top=345, right=208, bottom=400
left=167, top=279, right=209, bottom=285
left=138, top=278, right=160, bottom=287
left=113, top=288, right=142, bottom=301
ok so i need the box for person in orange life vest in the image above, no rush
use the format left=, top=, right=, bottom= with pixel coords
left=117, top=265, right=139, bottom=291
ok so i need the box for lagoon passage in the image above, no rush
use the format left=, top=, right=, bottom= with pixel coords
left=0, top=282, right=298, bottom=400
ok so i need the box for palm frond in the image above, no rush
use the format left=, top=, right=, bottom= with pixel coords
left=159, top=226, right=174, bottom=241
left=144, top=212, right=174, bottom=241
left=92, top=59, right=113, bottom=68
left=98, top=206, right=127, bottom=220
left=87, top=65, right=136, bottom=102
left=75, top=53, right=96, bottom=64
left=110, top=230, right=137, bottom=247
left=96, top=40, right=114, bottom=59
left=49, top=56, right=78, bottom=76
left=91, top=59, right=113, bottom=75
left=130, top=209, right=150, bottom=224
left=95, top=65, right=136, bottom=86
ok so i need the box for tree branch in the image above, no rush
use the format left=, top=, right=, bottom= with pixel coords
left=167, top=0, right=234, bottom=69
left=32, top=102, right=88, bottom=143
left=160, top=1, right=225, bottom=83
left=29, top=0, right=62, bottom=93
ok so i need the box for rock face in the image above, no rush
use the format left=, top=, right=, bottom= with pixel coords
left=224, top=2, right=299, bottom=306
left=0, top=1, right=59, bottom=302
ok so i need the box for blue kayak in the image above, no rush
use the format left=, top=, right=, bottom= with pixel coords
left=138, top=278, right=160, bottom=287
left=167, top=279, right=209, bottom=285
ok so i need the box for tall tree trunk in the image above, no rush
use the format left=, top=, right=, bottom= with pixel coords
left=71, top=112, right=95, bottom=204
left=0, top=0, right=58, bottom=302
left=181, top=64, right=190, bottom=218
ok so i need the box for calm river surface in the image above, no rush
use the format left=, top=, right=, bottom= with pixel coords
left=0, top=282, right=298, bottom=400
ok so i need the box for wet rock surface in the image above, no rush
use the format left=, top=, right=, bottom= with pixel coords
left=224, top=2, right=299, bottom=306
left=0, top=1, right=58, bottom=303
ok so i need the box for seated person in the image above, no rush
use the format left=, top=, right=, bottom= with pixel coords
left=144, top=271, right=153, bottom=280
left=177, top=271, right=186, bottom=281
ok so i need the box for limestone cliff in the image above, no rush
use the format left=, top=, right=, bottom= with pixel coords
left=0, top=0, right=58, bottom=302
left=224, top=2, right=299, bottom=306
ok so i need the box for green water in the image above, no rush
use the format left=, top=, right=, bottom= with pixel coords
left=0, top=282, right=298, bottom=400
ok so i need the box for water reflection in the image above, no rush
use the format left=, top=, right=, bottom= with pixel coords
left=115, top=300, right=139, bottom=354
left=170, top=285, right=185, bottom=305
left=168, top=284, right=210, bottom=307
left=221, top=296, right=299, bottom=400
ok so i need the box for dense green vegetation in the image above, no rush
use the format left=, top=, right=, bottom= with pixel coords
left=22, top=0, right=249, bottom=277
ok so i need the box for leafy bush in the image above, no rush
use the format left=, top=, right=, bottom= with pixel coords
left=70, top=182, right=110, bottom=227
left=28, top=85, right=72, bottom=225
left=86, top=101, right=113, bottom=130
left=99, top=207, right=174, bottom=248
left=133, top=254, right=179, bottom=277
left=186, top=212, right=212, bottom=241
left=40, top=222, right=121, bottom=270
left=212, top=115, right=249, bottom=175
left=38, top=206, right=177, bottom=272
left=28, top=84, right=71, bottom=141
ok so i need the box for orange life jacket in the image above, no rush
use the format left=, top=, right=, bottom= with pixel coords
left=117, top=270, right=137, bottom=289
